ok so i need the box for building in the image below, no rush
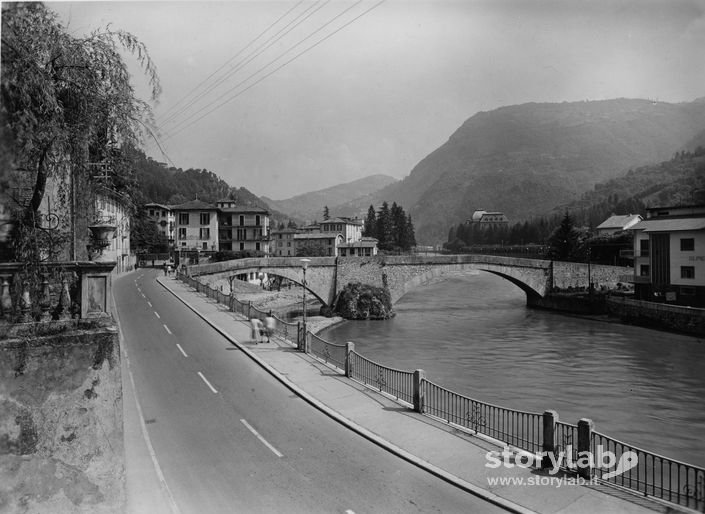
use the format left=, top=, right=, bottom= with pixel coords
left=595, top=214, right=642, bottom=236
left=294, top=232, right=343, bottom=257
left=319, top=217, right=363, bottom=243
left=145, top=202, right=175, bottom=245
left=216, top=199, right=270, bottom=255
left=271, top=227, right=298, bottom=257
left=629, top=204, right=705, bottom=307
left=95, top=187, right=133, bottom=273
left=338, top=237, right=379, bottom=257
left=467, top=210, right=509, bottom=227
left=172, top=199, right=219, bottom=253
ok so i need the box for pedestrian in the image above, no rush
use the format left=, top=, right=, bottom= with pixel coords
left=264, top=315, right=276, bottom=343
left=163, top=262, right=168, bottom=276
left=250, top=318, right=262, bottom=343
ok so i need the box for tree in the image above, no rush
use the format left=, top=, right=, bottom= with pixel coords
left=547, top=212, right=580, bottom=261
left=1, top=2, right=160, bottom=262
left=323, top=205, right=330, bottom=220
left=363, top=205, right=376, bottom=237
left=376, top=201, right=392, bottom=249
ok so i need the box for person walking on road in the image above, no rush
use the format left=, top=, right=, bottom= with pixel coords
left=264, top=316, right=276, bottom=343
left=250, top=318, right=263, bottom=343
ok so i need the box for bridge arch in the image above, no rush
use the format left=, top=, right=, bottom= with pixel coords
left=185, top=255, right=553, bottom=307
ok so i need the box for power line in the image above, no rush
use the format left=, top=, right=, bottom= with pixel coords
left=158, top=0, right=305, bottom=125
left=163, top=0, right=385, bottom=141
left=159, top=0, right=329, bottom=130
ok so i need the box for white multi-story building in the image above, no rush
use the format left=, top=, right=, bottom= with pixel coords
left=629, top=204, right=705, bottom=307
left=145, top=202, right=175, bottom=245
left=172, top=199, right=219, bottom=252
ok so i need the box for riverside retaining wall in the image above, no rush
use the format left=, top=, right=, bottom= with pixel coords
left=607, top=296, right=705, bottom=337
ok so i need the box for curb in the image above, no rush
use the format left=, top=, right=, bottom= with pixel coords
left=157, top=277, right=534, bottom=514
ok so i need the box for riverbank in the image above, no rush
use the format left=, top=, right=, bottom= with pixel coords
left=208, top=276, right=345, bottom=334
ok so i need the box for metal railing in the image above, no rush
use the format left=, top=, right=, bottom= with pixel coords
left=175, top=271, right=705, bottom=513
left=423, top=380, right=543, bottom=454
left=593, top=431, right=705, bottom=511
left=348, top=351, right=414, bottom=405
left=308, top=332, right=347, bottom=371
left=554, top=420, right=579, bottom=471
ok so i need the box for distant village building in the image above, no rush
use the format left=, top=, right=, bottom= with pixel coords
left=145, top=202, right=175, bottom=245
left=271, top=227, right=298, bottom=257
left=595, top=213, right=642, bottom=236
left=172, top=199, right=220, bottom=253
left=628, top=204, right=705, bottom=307
left=338, top=237, right=379, bottom=257
left=215, top=199, right=269, bottom=255
left=467, top=210, right=509, bottom=228
left=294, top=232, right=343, bottom=256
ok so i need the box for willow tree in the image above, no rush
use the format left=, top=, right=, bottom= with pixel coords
left=1, top=2, right=161, bottom=262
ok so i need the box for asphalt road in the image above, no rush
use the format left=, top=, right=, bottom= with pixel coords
left=115, top=269, right=506, bottom=513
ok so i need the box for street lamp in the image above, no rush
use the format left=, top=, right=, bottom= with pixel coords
left=300, top=258, right=311, bottom=350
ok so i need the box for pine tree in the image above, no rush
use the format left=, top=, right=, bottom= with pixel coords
left=376, top=202, right=392, bottom=250
left=323, top=205, right=330, bottom=220
left=363, top=205, right=376, bottom=237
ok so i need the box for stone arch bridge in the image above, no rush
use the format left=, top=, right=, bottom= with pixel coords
left=187, top=255, right=570, bottom=308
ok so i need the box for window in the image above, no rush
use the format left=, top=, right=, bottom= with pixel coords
left=239, top=215, right=244, bottom=226
left=256, top=215, right=260, bottom=226
left=681, top=266, right=695, bottom=279
left=680, top=238, right=695, bottom=251
left=236, top=228, right=246, bottom=240
left=639, top=265, right=650, bottom=277
left=178, top=228, right=186, bottom=238
left=202, top=242, right=207, bottom=250
left=149, top=209, right=154, bottom=216
left=178, top=213, right=189, bottom=225
left=200, top=213, right=210, bottom=225
left=639, top=239, right=649, bottom=257
left=240, top=243, right=245, bottom=251
left=256, top=243, right=260, bottom=251
left=199, top=228, right=210, bottom=240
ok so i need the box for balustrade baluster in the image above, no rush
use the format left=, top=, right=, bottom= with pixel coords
left=58, top=277, right=72, bottom=320
left=0, top=276, right=12, bottom=321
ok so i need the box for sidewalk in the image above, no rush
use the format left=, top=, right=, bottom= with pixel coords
left=150, top=276, right=675, bottom=514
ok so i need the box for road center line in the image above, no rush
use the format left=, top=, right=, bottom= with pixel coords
left=163, top=324, right=172, bottom=335
left=154, top=311, right=160, bottom=319
left=240, top=419, right=283, bottom=458
left=176, top=343, right=188, bottom=357
left=197, top=371, right=218, bottom=394
left=147, top=301, right=153, bottom=307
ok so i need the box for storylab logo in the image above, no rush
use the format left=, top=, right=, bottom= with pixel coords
left=486, top=445, right=638, bottom=480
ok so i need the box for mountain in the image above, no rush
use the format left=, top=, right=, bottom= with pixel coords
left=358, top=98, right=705, bottom=244
left=262, top=174, right=398, bottom=223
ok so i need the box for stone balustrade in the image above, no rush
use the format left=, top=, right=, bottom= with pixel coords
left=0, top=261, right=116, bottom=337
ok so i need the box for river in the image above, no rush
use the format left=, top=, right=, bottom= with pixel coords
left=320, top=271, right=705, bottom=467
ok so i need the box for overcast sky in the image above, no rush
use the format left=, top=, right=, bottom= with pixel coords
left=49, top=0, right=705, bottom=200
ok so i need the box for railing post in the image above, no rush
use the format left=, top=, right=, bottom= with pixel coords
left=345, top=342, right=355, bottom=377
left=542, top=410, right=558, bottom=470
left=577, top=418, right=594, bottom=479
left=297, top=321, right=302, bottom=351
left=413, top=369, right=425, bottom=413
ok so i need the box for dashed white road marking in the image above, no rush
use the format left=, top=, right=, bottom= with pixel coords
left=163, top=324, right=172, bottom=335
left=147, top=301, right=153, bottom=307
left=197, top=371, right=218, bottom=394
left=241, top=419, right=283, bottom=458
left=176, top=343, right=188, bottom=358
left=154, top=311, right=160, bottom=319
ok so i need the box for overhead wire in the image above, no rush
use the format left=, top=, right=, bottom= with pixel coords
left=157, top=0, right=306, bottom=125
left=158, top=0, right=330, bottom=131
left=162, top=0, right=385, bottom=142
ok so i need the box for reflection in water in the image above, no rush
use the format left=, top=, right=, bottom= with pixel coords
left=321, top=271, right=705, bottom=466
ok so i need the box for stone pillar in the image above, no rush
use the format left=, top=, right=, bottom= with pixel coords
left=542, top=410, right=558, bottom=470
left=413, top=369, right=426, bottom=413
left=345, top=341, right=355, bottom=377
left=577, top=418, right=594, bottom=479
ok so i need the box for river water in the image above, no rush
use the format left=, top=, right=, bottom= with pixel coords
left=320, top=271, right=705, bottom=467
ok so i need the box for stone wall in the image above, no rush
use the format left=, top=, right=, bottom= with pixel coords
left=0, top=324, right=124, bottom=513
left=607, top=296, right=705, bottom=337
left=552, top=262, right=633, bottom=291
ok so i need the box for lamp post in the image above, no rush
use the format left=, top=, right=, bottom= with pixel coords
left=300, top=258, right=311, bottom=349
left=587, top=245, right=592, bottom=295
